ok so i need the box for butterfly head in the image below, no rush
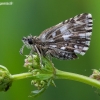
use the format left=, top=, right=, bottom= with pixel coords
left=22, top=36, right=33, bottom=45
left=20, top=35, right=37, bottom=54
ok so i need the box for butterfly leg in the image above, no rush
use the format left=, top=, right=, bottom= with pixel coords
left=34, top=45, right=43, bottom=68
left=20, top=45, right=25, bottom=55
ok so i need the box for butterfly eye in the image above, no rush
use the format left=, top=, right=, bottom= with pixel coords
left=28, top=38, right=33, bottom=44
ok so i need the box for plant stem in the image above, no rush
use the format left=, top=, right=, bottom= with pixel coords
left=11, top=72, right=33, bottom=81
left=11, top=72, right=53, bottom=81
left=10, top=69, right=100, bottom=89
left=56, top=69, right=100, bottom=89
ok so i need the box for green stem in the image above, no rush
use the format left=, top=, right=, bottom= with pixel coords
left=11, top=72, right=33, bottom=81
left=11, top=72, right=53, bottom=81
left=11, top=69, right=100, bottom=89
left=56, top=69, right=100, bottom=89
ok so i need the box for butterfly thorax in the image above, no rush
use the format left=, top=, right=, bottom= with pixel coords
left=22, top=35, right=49, bottom=56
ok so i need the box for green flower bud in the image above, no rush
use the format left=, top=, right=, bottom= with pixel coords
left=0, top=65, right=12, bottom=92
left=90, top=69, right=100, bottom=81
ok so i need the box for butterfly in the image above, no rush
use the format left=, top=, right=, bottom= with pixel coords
left=20, top=13, right=93, bottom=63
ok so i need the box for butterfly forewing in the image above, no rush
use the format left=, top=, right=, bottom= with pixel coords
left=21, top=13, right=93, bottom=60
left=38, top=13, right=92, bottom=59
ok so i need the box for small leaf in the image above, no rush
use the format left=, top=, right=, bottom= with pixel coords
left=30, top=87, right=46, bottom=98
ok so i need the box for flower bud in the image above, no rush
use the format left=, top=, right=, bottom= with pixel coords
left=24, top=55, right=40, bottom=71
left=0, top=65, right=12, bottom=91
left=90, top=69, right=100, bottom=81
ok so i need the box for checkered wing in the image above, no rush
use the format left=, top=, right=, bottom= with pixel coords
left=39, top=13, right=93, bottom=59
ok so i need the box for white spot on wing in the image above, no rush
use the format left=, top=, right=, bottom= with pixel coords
left=88, top=14, right=92, bottom=18
left=83, top=47, right=88, bottom=51
left=60, top=47, right=66, bottom=50
left=60, top=26, right=67, bottom=32
left=74, top=15, right=79, bottom=21
left=40, top=34, right=46, bottom=42
left=88, top=24, right=93, bottom=26
left=74, top=45, right=78, bottom=48
left=76, top=21, right=83, bottom=24
left=86, top=32, right=91, bottom=37
left=85, top=27, right=92, bottom=30
left=86, top=41, right=90, bottom=45
left=50, top=45, right=57, bottom=48
left=79, top=34, right=85, bottom=37
left=62, top=34, right=72, bottom=40
left=88, top=20, right=93, bottom=23
left=80, top=52, right=85, bottom=55
left=74, top=49, right=80, bottom=54
left=52, top=32, right=56, bottom=38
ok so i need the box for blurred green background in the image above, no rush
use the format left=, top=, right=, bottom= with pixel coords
left=0, top=0, right=100, bottom=100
